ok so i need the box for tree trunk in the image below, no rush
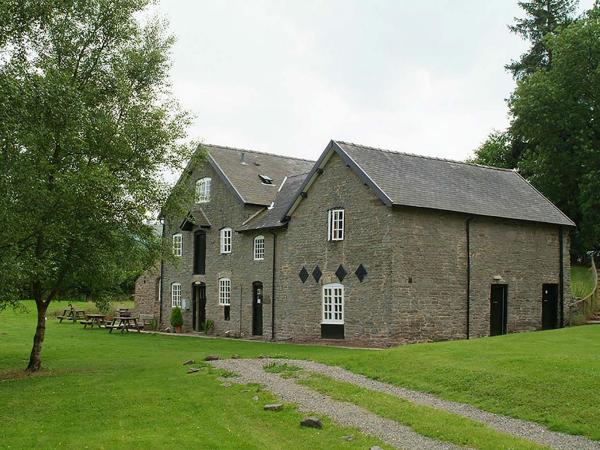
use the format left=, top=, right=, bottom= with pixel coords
left=26, top=300, right=48, bottom=372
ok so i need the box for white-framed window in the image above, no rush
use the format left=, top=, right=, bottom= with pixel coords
left=220, top=227, right=232, bottom=254
left=219, top=278, right=231, bottom=305
left=172, top=233, right=183, bottom=256
left=327, top=208, right=344, bottom=241
left=253, top=235, right=265, bottom=260
left=195, top=177, right=211, bottom=203
left=171, top=283, right=182, bottom=308
left=322, top=283, right=344, bottom=324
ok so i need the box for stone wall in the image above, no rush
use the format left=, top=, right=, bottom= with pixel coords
left=161, top=151, right=571, bottom=347
left=134, top=262, right=161, bottom=317
left=160, top=162, right=272, bottom=337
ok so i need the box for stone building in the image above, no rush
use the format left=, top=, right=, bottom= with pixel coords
left=158, top=140, right=574, bottom=347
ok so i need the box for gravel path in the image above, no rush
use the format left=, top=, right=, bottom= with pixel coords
left=216, top=358, right=599, bottom=450
left=210, top=358, right=461, bottom=450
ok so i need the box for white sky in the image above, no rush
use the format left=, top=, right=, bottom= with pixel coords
left=156, top=0, right=594, bottom=162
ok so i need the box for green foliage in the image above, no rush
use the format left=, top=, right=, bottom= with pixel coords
left=0, top=0, right=198, bottom=367
left=470, top=130, right=523, bottom=168
left=506, top=0, right=579, bottom=79
left=571, top=265, right=597, bottom=299
left=170, top=307, right=183, bottom=328
left=202, top=318, right=215, bottom=335
left=510, top=6, right=600, bottom=251
left=473, top=1, right=600, bottom=254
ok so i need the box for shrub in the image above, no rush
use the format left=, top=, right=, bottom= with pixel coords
left=170, top=307, right=183, bottom=328
left=202, top=319, right=214, bottom=335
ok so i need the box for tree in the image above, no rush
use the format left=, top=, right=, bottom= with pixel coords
left=0, top=0, right=195, bottom=371
left=509, top=5, right=600, bottom=251
left=506, top=0, right=579, bottom=80
left=470, top=130, right=523, bottom=169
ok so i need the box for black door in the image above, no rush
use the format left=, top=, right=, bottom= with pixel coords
left=252, top=282, right=263, bottom=336
left=542, top=283, right=559, bottom=330
left=490, top=284, right=508, bottom=336
left=192, top=283, right=206, bottom=331
left=193, top=230, right=206, bottom=275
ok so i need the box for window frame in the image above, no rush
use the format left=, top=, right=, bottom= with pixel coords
left=253, top=235, right=265, bottom=261
left=327, top=208, right=344, bottom=241
left=220, top=227, right=232, bottom=254
left=171, top=282, right=182, bottom=308
left=172, top=233, right=183, bottom=257
left=322, top=283, right=344, bottom=325
left=219, top=278, right=231, bottom=306
left=195, top=177, right=211, bottom=203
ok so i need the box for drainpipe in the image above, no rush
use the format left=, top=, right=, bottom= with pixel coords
left=271, top=232, right=277, bottom=341
left=158, top=220, right=166, bottom=327
left=466, top=216, right=473, bottom=339
left=559, top=227, right=564, bottom=328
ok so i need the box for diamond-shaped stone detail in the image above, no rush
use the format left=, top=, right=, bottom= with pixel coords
left=312, top=266, right=322, bottom=282
left=355, top=264, right=367, bottom=282
left=299, top=267, right=309, bottom=283
left=335, top=265, right=347, bottom=282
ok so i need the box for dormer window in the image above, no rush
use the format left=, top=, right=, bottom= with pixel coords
left=259, top=174, right=273, bottom=185
left=195, top=177, right=211, bottom=203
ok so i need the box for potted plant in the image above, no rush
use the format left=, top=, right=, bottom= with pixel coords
left=170, top=307, right=183, bottom=333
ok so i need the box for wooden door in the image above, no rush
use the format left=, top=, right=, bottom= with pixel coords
left=542, top=283, right=558, bottom=330
left=490, top=284, right=508, bottom=336
left=193, top=230, right=206, bottom=275
left=252, top=282, right=263, bottom=336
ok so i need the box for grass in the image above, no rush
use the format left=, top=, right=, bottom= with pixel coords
left=299, top=373, right=545, bottom=450
left=2, top=300, right=600, bottom=447
left=571, top=264, right=597, bottom=299
left=0, top=301, right=388, bottom=449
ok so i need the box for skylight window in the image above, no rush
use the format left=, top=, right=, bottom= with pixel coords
left=259, top=174, right=273, bottom=185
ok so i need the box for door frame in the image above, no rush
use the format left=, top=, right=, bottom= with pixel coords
left=193, top=230, right=206, bottom=275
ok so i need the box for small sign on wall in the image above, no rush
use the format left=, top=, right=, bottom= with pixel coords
left=262, top=295, right=271, bottom=305
left=181, top=298, right=190, bottom=310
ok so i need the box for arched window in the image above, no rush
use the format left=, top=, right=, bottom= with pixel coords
left=253, top=235, right=265, bottom=260
left=322, top=283, right=344, bottom=324
left=195, top=177, right=211, bottom=203
left=220, top=227, right=232, bottom=254
left=171, top=283, right=182, bottom=308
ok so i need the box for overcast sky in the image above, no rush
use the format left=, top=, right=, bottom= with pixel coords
left=156, top=0, right=594, bottom=162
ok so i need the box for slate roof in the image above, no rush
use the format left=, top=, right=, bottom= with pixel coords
left=284, top=140, right=575, bottom=227
left=205, top=144, right=314, bottom=206
left=238, top=173, right=309, bottom=231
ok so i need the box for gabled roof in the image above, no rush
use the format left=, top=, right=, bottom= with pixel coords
left=284, top=140, right=575, bottom=227
left=205, top=144, right=314, bottom=206
left=238, top=173, right=309, bottom=232
left=180, top=208, right=211, bottom=231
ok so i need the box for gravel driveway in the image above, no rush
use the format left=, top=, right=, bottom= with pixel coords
left=209, top=358, right=600, bottom=450
left=210, top=358, right=461, bottom=450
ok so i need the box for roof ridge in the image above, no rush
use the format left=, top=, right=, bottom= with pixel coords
left=200, top=143, right=315, bottom=163
left=334, top=140, right=515, bottom=173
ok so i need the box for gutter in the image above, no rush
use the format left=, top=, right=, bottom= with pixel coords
left=559, top=227, right=565, bottom=327
left=466, top=216, right=473, bottom=339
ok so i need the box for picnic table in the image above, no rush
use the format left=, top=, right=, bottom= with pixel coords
left=57, top=308, right=86, bottom=323
left=107, top=316, right=141, bottom=334
left=80, top=313, right=106, bottom=329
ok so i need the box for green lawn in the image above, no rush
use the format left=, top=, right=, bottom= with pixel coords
left=571, top=264, right=597, bottom=299
left=299, top=372, right=544, bottom=450
left=2, top=301, right=600, bottom=449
